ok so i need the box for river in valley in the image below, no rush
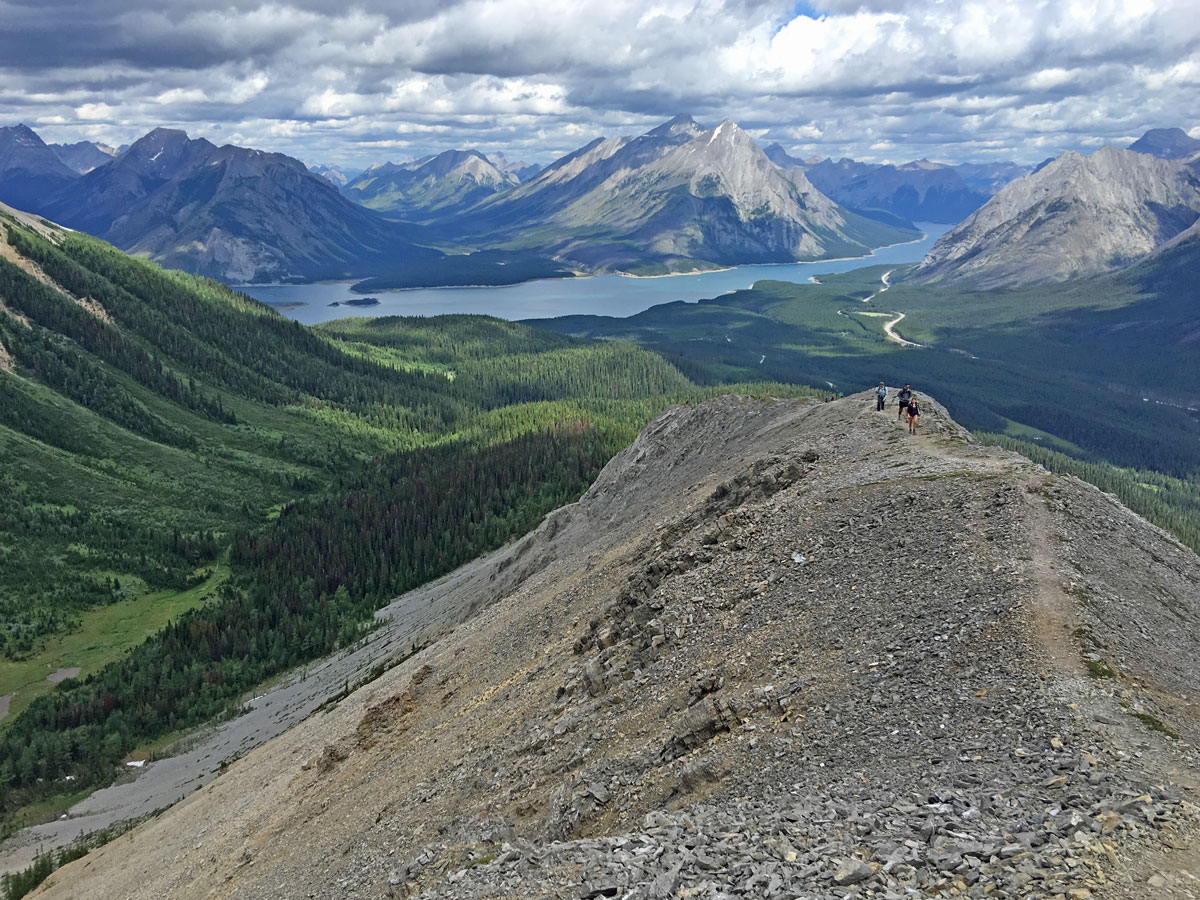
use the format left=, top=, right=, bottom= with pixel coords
left=243, top=224, right=950, bottom=324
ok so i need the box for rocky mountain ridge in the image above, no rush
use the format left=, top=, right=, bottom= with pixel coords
left=4, top=126, right=439, bottom=283
left=766, top=152, right=1031, bottom=224
left=1128, top=128, right=1200, bottom=160
left=0, top=119, right=914, bottom=283
left=30, top=393, right=1200, bottom=900
left=310, top=164, right=355, bottom=187
left=47, top=140, right=119, bottom=174
left=910, top=145, right=1200, bottom=288
left=0, top=124, right=78, bottom=212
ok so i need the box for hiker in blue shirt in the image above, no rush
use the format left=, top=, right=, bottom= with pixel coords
left=875, top=382, right=888, bottom=411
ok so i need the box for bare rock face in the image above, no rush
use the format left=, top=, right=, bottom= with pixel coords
left=467, top=116, right=914, bottom=271
left=910, top=145, right=1200, bottom=288
left=34, top=394, right=1200, bottom=900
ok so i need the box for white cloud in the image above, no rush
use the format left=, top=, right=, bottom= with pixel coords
left=0, top=0, right=1196, bottom=168
left=75, top=102, right=115, bottom=120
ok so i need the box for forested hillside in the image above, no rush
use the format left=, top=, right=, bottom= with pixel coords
left=0, top=207, right=812, bottom=834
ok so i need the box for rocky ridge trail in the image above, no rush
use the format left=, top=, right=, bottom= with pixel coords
left=32, top=393, right=1200, bottom=900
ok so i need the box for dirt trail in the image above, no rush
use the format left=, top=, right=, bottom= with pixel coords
left=1018, top=484, right=1088, bottom=677
left=891, top=395, right=1083, bottom=676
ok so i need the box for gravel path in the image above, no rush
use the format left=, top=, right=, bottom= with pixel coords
left=883, top=309, right=923, bottom=347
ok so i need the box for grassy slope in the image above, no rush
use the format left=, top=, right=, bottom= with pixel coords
left=0, top=569, right=228, bottom=725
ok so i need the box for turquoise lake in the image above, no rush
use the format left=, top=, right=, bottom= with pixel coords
left=243, top=224, right=950, bottom=324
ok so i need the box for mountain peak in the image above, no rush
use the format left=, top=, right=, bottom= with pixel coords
left=762, top=142, right=804, bottom=169
left=912, top=143, right=1200, bottom=287
left=117, top=127, right=216, bottom=178
left=1128, top=126, right=1200, bottom=159
left=701, top=119, right=757, bottom=152
left=0, top=123, right=78, bottom=206
left=1, top=123, right=53, bottom=150
left=645, top=114, right=704, bottom=140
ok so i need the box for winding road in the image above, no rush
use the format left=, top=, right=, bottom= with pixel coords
left=865, top=268, right=893, bottom=301
left=883, top=310, right=923, bottom=348
left=840, top=269, right=923, bottom=348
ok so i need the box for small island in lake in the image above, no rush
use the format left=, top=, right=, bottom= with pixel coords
left=343, top=297, right=381, bottom=307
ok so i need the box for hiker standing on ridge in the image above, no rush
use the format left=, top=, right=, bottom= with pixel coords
left=897, top=384, right=913, bottom=421
left=875, top=382, right=888, bottom=411
left=907, top=395, right=921, bottom=434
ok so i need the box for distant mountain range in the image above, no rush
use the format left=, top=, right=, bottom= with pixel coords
left=760, top=146, right=1033, bottom=224
left=909, top=142, right=1200, bottom=288
left=0, top=126, right=437, bottom=282
left=309, top=164, right=356, bottom=187
left=3, top=118, right=1196, bottom=289
left=49, top=140, right=121, bottom=174
left=0, top=117, right=922, bottom=282
left=344, top=149, right=522, bottom=218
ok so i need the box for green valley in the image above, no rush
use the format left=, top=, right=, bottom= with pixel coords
left=0, top=208, right=815, bottom=830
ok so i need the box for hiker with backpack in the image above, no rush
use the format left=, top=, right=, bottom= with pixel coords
left=896, top=384, right=913, bottom=421
left=875, top=382, right=888, bottom=411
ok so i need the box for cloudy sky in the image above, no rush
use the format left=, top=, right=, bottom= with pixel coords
left=2, top=0, right=1197, bottom=170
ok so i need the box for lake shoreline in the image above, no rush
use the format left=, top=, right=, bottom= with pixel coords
left=242, top=224, right=949, bottom=325
left=235, top=230, right=931, bottom=295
